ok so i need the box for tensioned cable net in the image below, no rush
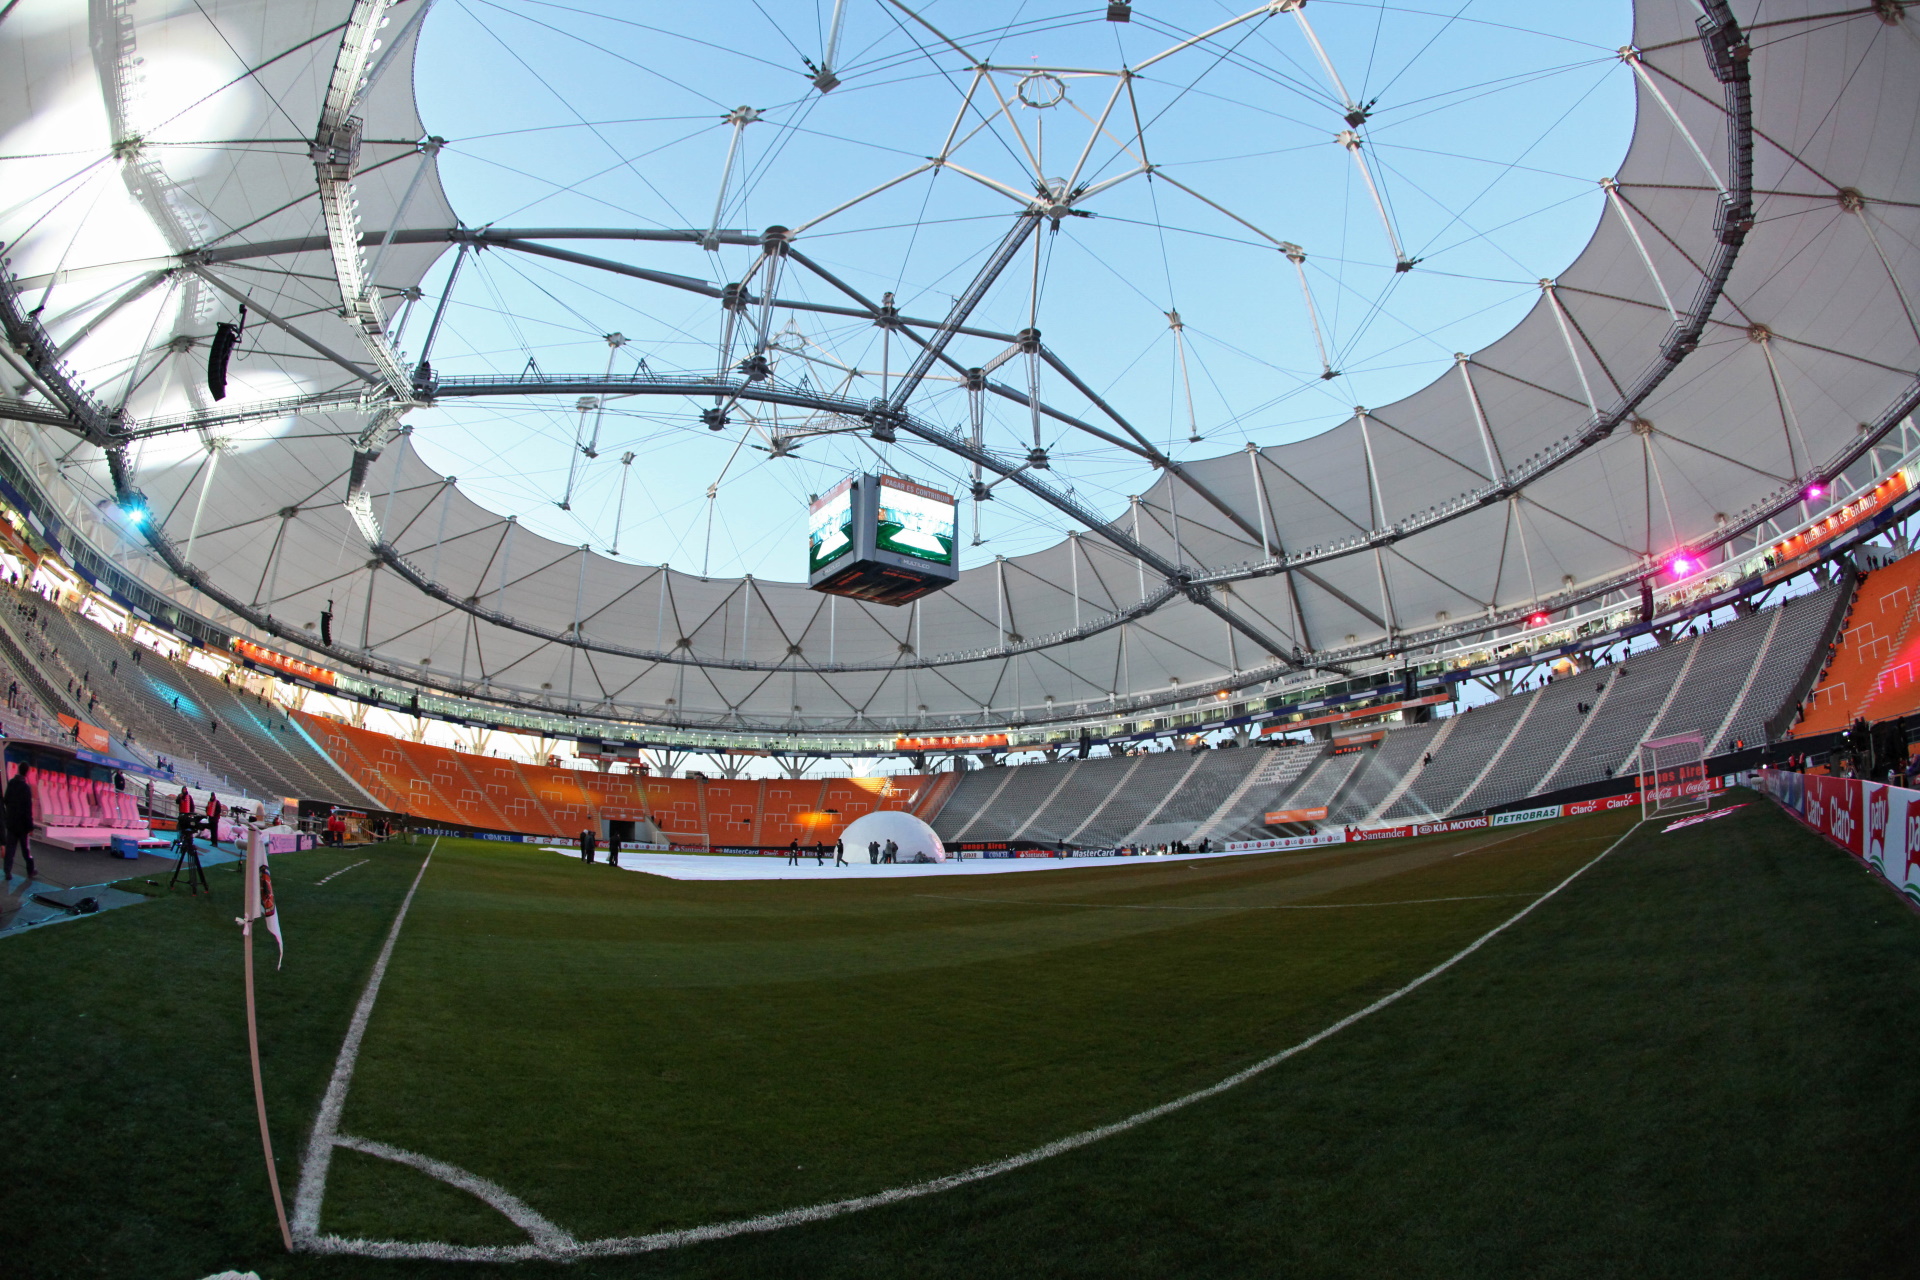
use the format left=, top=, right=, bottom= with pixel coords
left=1, top=1, right=1916, bottom=735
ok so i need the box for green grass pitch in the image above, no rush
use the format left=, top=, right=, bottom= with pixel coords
left=6, top=795, right=1920, bottom=1278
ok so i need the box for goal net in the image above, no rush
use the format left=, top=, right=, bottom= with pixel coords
left=1639, top=732, right=1709, bottom=821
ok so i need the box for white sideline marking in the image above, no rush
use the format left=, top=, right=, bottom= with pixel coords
left=296, top=820, right=1646, bottom=1262
left=919, top=891, right=1541, bottom=912
left=290, top=841, right=436, bottom=1243
left=314, top=859, right=370, bottom=886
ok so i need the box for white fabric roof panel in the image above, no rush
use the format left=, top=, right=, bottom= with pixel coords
left=1, top=1, right=1916, bottom=733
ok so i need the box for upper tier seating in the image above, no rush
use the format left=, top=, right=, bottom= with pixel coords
left=1795, top=559, right=1920, bottom=735
left=8, top=588, right=373, bottom=805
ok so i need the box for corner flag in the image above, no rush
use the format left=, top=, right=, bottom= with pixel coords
left=243, top=827, right=284, bottom=968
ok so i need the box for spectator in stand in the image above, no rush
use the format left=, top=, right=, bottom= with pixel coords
left=3, top=763, right=35, bottom=883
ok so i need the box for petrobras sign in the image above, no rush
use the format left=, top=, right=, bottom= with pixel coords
left=1761, top=769, right=1920, bottom=907
left=1493, top=804, right=1563, bottom=827
left=1225, top=832, right=1343, bottom=852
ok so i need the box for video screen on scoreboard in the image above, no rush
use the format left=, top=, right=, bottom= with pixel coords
left=808, top=481, right=856, bottom=576
left=875, top=476, right=956, bottom=567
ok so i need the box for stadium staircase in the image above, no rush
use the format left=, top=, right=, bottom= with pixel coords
left=909, top=770, right=960, bottom=823
left=1362, top=714, right=1458, bottom=822
left=1194, top=741, right=1324, bottom=842
left=1792, top=557, right=1920, bottom=736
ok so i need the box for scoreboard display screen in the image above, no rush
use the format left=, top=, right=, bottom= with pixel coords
left=808, top=480, right=856, bottom=576
left=807, top=473, right=960, bottom=606
left=875, top=476, right=956, bottom=567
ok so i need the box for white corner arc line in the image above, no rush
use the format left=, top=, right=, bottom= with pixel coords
left=302, top=820, right=1645, bottom=1262
left=290, top=841, right=436, bottom=1243
left=332, top=1135, right=578, bottom=1251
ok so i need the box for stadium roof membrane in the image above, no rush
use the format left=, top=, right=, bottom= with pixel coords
left=1, top=0, right=1916, bottom=735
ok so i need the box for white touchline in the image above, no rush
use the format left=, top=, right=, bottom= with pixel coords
left=916, top=891, right=1543, bottom=911
left=290, top=841, right=436, bottom=1243
left=300, top=821, right=1644, bottom=1263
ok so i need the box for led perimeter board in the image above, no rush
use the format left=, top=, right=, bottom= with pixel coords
left=808, top=473, right=959, bottom=606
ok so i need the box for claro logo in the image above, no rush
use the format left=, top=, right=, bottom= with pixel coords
left=1830, top=795, right=1855, bottom=848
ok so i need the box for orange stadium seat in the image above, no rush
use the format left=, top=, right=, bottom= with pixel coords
left=1795, top=556, right=1920, bottom=737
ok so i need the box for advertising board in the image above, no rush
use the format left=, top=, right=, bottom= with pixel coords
left=1761, top=768, right=1918, bottom=905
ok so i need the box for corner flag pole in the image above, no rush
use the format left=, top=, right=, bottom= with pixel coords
left=241, top=826, right=294, bottom=1250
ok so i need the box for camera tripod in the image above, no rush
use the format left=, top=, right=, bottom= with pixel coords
left=168, top=819, right=209, bottom=896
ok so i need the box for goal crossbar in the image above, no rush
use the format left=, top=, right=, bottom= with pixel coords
left=1639, top=731, right=1709, bottom=821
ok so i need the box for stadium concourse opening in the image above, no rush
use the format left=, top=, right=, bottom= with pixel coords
left=5, top=1, right=1920, bottom=1276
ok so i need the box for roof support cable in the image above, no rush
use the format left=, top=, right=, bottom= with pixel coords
left=1168, top=311, right=1201, bottom=443
left=53, top=268, right=171, bottom=364
left=1754, top=328, right=1812, bottom=496
left=1335, top=129, right=1413, bottom=272
left=1620, top=46, right=1727, bottom=196
left=365, top=136, right=445, bottom=298
left=1602, top=178, right=1678, bottom=324
left=1846, top=194, right=1920, bottom=351
left=1454, top=355, right=1503, bottom=484
left=1070, top=532, right=1081, bottom=632
left=610, top=450, right=635, bottom=556
left=427, top=476, right=453, bottom=585
left=1542, top=280, right=1600, bottom=426
left=1356, top=406, right=1389, bottom=533
left=1512, top=496, right=1539, bottom=602
left=704, top=105, right=763, bottom=252
left=967, top=364, right=986, bottom=542
left=1279, top=242, right=1336, bottom=379
left=494, top=516, right=517, bottom=618
left=411, top=240, right=465, bottom=393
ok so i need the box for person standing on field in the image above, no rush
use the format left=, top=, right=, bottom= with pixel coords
left=3, top=763, right=34, bottom=883
left=834, top=838, right=846, bottom=867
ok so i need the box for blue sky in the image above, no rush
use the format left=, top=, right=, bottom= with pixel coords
left=399, top=1, right=1635, bottom=582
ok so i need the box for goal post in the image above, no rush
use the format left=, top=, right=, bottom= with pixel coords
left=1639, top=731, right=1709, bottom=821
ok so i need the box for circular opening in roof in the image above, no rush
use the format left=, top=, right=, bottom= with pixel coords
left=405, top=1, right=1634, bottom=583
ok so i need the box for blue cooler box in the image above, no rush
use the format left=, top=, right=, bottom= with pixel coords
left=110, top=836, right=142, bottom=859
